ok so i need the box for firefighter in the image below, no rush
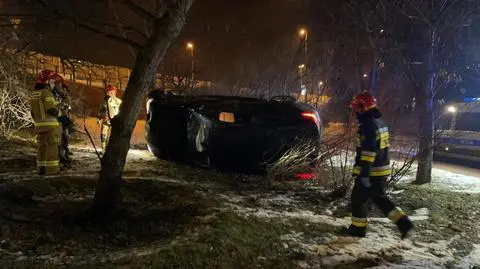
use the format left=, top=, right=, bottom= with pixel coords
left=53, top=75, right=73, bottom=164
left=342, top=91, right=413, bottom=239
left=97, top=85, right=122, bottom=151
left=30, top=70, right=61, bottom=176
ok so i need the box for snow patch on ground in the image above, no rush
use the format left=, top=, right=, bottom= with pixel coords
left=328, top=151, right=480, bottom=194
left=233, top=205, right=348, bottom=228
left=293, top=227, right=467, bottom=268
left=400, top=166, right=480, bottom=194
left=457, top=244, right=480, bottom=268
left=228, top=194, right=475, bottom=269
left=369, top=207, right=429, bottom=224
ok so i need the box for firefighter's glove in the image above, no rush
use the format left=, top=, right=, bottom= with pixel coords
left=358, top=177, right=371, bottom=188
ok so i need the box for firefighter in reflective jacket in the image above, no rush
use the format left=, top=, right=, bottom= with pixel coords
left=97, top=85, right=122, bottom=151
left=342, top=91, right=413, bottom=239
left=30, top=70, right=61, bottom=176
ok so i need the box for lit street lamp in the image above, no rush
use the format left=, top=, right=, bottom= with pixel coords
left=447, top=105, right=457, bottom=132
left=363, top=73, right=368, bottom=78
left=447, top=106, right=457, bottom=113
left=298, top=64, right=306, bottom=97
left=298, top=28, right=308, bottom=102
left=186, top=42, right=195, bottom=82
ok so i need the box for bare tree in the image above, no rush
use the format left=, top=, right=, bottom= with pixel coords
left=214, top=38, right=299, bottom=98
left=396, top=0, right=480, bottom=184
left=316, top=0, right=479, bottom=184
left=0, top=51, right=33, bottom=137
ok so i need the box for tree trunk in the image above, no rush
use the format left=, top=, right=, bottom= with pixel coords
left=92, top=2, right=194, bottom=215
left=415, top=29, right=436, bottom=185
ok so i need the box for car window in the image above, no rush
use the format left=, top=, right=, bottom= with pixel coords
left=455, top=113, right=480, bottom=132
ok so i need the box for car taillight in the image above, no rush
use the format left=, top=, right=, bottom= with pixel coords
left=301, top=112, right=319, bottom=128
left=294, top=173, right=315, bottom=180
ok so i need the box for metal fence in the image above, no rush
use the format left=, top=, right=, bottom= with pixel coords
left=22, top=52, right=214, bottom=91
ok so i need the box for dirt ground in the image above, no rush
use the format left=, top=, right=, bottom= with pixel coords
left=0, top=136, right=479, bottom=269
left=72, top=117, right=146, bottom=148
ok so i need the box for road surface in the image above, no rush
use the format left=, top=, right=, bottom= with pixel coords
left=433, top=161, right=480, bottom=178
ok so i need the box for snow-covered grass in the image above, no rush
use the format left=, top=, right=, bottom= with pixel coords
left=2, top=134, right=480, bottom=269
left=399, top=165, right=480, bottom=194
left=327, top=151, right=480, bottom=194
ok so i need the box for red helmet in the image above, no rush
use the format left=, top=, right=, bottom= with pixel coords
left=351, top=91, right=377, bottom=113
left=37, top=69, right=56, bottom=84
left=106, top=85, right=117, bottom=93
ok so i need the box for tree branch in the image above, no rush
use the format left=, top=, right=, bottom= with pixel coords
left=123, top=0, right=155, bottom=19
left=34, top=0, right=142, bottom=49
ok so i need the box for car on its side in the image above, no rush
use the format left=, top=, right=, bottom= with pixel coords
left=145, top=90, right=322, bottom=175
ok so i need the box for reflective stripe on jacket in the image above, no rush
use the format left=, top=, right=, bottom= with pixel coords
left=30, top=87, right=60, bottom=133
left=352, top=118, right=391, bottom=178
left=98, top=96, right=122, bottom=125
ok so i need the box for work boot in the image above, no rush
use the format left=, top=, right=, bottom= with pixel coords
left=396, top=216, right=413, bottom=239
left=341, top=225, right=367, bottom=238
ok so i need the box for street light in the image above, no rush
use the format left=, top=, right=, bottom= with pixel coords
left=447, top=106, right=457, bottom=113
left=363, top=73, right=368, bottom=78
left=298, top=27, right=308, bottom=102
left=319, top=81, right=324, bottom=87
left=186, top=42, right=195, bottom=82
left=446, top=105, right=457, bottom=132
left=299, top=28, right=307, bottom=38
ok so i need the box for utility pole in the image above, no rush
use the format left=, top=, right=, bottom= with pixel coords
left=298, top=28, right=308, bottom=102
left=186, top=42, right=195, bottom=87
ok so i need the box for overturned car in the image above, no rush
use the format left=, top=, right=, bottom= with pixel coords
left=145, top=90, right=322, bottom=173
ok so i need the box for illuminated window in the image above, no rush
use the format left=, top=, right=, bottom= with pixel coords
left=219, top=112, right=235, bottom=123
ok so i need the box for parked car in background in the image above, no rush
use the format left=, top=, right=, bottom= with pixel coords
left=145, top=90, right=322, bottom=175
left=435, top=98, right=480, bottom=164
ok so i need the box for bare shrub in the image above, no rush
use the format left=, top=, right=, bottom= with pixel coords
left=264, top=117, right=421, bottom=198
left=0, top=53, right=33, bottom=137
left=316, top=120, right=357, bottom=197
left=265, top=119, right=358, bottom=196
left=387, top=135, right=418, bottom=187
left=265, top=138, right=321, bottom=185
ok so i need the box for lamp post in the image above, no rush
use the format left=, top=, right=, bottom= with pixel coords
left=186, top=42, right=194, bottom=84
left=447, top=106, right=457, bottom=132
left=298, top=28, right=308, bottom=102
left=299, top=28, right=308, bottom=69
left=298, top=64, right=306, bottom=98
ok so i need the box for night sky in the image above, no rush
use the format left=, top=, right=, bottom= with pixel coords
left=25, top=0, right=309, bottom=81
left=8, top=0, right=480, bottom=99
